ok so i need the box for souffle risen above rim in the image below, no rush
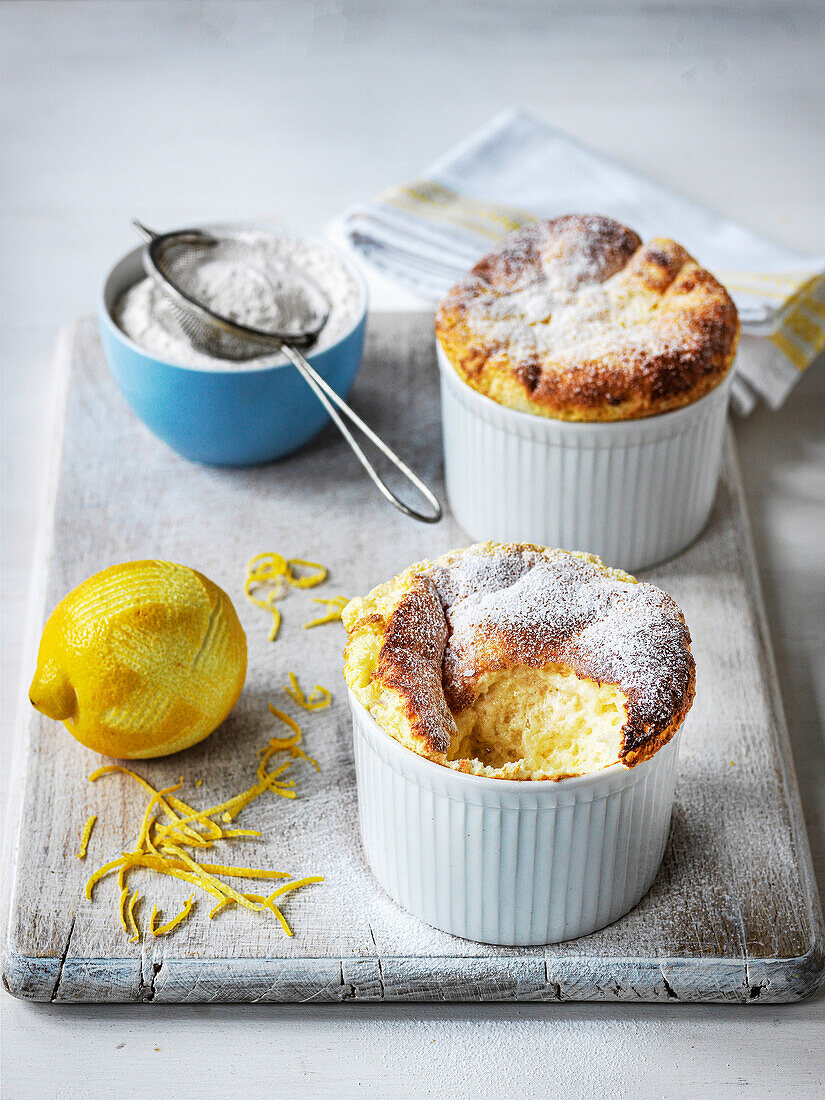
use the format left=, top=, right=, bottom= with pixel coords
left=342, top=542, right=696, bottom=781
left=435, top=214, right=740, bottom=421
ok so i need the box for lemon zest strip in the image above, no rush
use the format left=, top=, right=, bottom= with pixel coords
left=138, top=783, right=185, bottom=850
left=266, top=875, right=324, bottom=898
left=87, top=855, right=131, bottom=900
left=250, top=893, right=293, bottom=937
left=244, top=553, right=290, bottom=641
left=151, top=894, right=195, bottom=937
left=247, top=551, right=288, bottom=578
left=126, top=889, right=141, bottom=943
left=88, top=852, right=226, bottom=902
left=284, top=671, right=331, bottom=711
left=155, top=843, right=262, bottom=913
left=75, top=814, right=97, bottom=860
left=119, top=886, right=131, bottom=937
left=208, top=897, right=233, bottom=920
left=268, top=706, right=320, bottom=771
left=168, top=862, right=291, bottom=880
left=284, top=559, right=328, bottom=589
left=303, top=596, right=348, bottom=630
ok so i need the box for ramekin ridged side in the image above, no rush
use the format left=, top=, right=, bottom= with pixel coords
left=437, top=341, right=733, bottom=572
left=348, top=691, right=682, bottom=946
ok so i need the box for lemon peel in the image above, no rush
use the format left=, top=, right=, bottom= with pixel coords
left=126, top=889, right=142, bottom=943
left=243, top=570, right=284, bottom=642
left=119, top=886, right=131, bottom=938
left=244, top=552, right=333, bottom=640
left=284, top=559, right=328, bottom=589
left=284, top=672, right=331, bottom=711
left=85, top=722, right=323, bottom=941
left=267, top=705, right=320, bottom=771
left=75, top=814, right=97, bottom=860
left=303, top=596, right=348, bottom=630
left=151, top=895, right=195, bottom=937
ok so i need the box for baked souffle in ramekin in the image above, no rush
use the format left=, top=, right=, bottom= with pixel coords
left=435, top=213, right=740, bottom=421
left=434, top=214, right=741, bottom=570
left=342, top=541, right=695, bottom=780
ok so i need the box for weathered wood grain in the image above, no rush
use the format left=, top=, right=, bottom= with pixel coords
left=2, top=313, right=823, bottom=1003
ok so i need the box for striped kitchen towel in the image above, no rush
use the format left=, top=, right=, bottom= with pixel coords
left=343, top=109, right=824, bottom=414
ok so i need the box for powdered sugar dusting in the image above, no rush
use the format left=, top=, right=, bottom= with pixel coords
left=423, top=543, right=694, bottom=755
left=463, top=216, right=670, bottom=365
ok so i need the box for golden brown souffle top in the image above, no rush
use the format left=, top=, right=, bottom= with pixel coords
left=435, top=214, right=740, bottom=421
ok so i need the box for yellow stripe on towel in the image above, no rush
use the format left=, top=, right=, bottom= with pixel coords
left=771, top=275, right=825, bottom=370
left=717, top=270, right=825, bottom=372
left=380, top=180, right=535, bottom=241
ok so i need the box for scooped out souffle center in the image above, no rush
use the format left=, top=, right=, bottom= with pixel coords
left=342, top=542, right=695, bottom=781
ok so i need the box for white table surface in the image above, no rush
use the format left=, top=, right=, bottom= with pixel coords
left=1, top=2, right=823, bottom=1096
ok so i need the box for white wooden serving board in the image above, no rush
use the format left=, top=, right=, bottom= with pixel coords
left=3, top=314, right=823, bottom=1004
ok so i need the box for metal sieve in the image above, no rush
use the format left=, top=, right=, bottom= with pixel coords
left=132, top=221, right=442, bottom=523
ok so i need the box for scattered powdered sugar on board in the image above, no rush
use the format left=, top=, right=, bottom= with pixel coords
left=114, top=232, right=361, bottom=369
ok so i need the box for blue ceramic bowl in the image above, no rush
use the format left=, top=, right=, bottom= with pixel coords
left=99, top=224, right=368, bottom=466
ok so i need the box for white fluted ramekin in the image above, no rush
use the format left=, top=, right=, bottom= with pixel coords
left=348, top=691, right=682, bottom=945
left=437, top=340, right=733, bottom=572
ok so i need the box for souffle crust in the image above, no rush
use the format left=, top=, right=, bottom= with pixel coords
left=435, top=214, right=740, bottom=421
left=342, top=543, right=696, bottom=780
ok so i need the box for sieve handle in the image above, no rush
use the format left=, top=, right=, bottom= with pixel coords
left=279, top=343, right=442, bottom=524
left=131, top=220, right=158, bottom=243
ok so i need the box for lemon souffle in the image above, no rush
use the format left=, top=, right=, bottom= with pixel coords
left=435, top=213, right=740, bottom=421
left=343, top=543, right=695, bottom=780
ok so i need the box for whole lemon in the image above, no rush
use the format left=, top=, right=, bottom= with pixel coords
left=29, top=560, right=247, bottom=758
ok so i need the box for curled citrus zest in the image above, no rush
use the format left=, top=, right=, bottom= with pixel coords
left=87, top=855, right=131, bottom=900
left=244, top=552, right=331, bottom=640
left=250, top=893, right=294, bottom=937
left=153, top=842, right=261, bottom=913
left=284, top=559, right=328, bottom=589
left=267, top=876, right=324, bottom=899
left=151, top=894, right=195, bottom=936
left=75, top=814, right=97, bottom=860
left=244, top=554, right=289, bottom=642
left=139, top=783, right=185, bottom=850
left=267, top=706, right=302, bottom=739
left=267, top=705, right=320, bottom=771
left=208, top=897, right=233, bottom=920
left=244, top=556, right=285, bottom=641
left=84, top=728, right=323, bottom=941
left=237, top=878, right=325, bottom=937
left=119, top=886, right=131, bottom=937
left=303, top=595, right=348, bottom=630
left=126, top=889, right=141, bottom=943
left=88, top=851, right=221, bottom=902
left=247, top=551, right=288, bottom=579
left=284, top=671, right=331, bottom=711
